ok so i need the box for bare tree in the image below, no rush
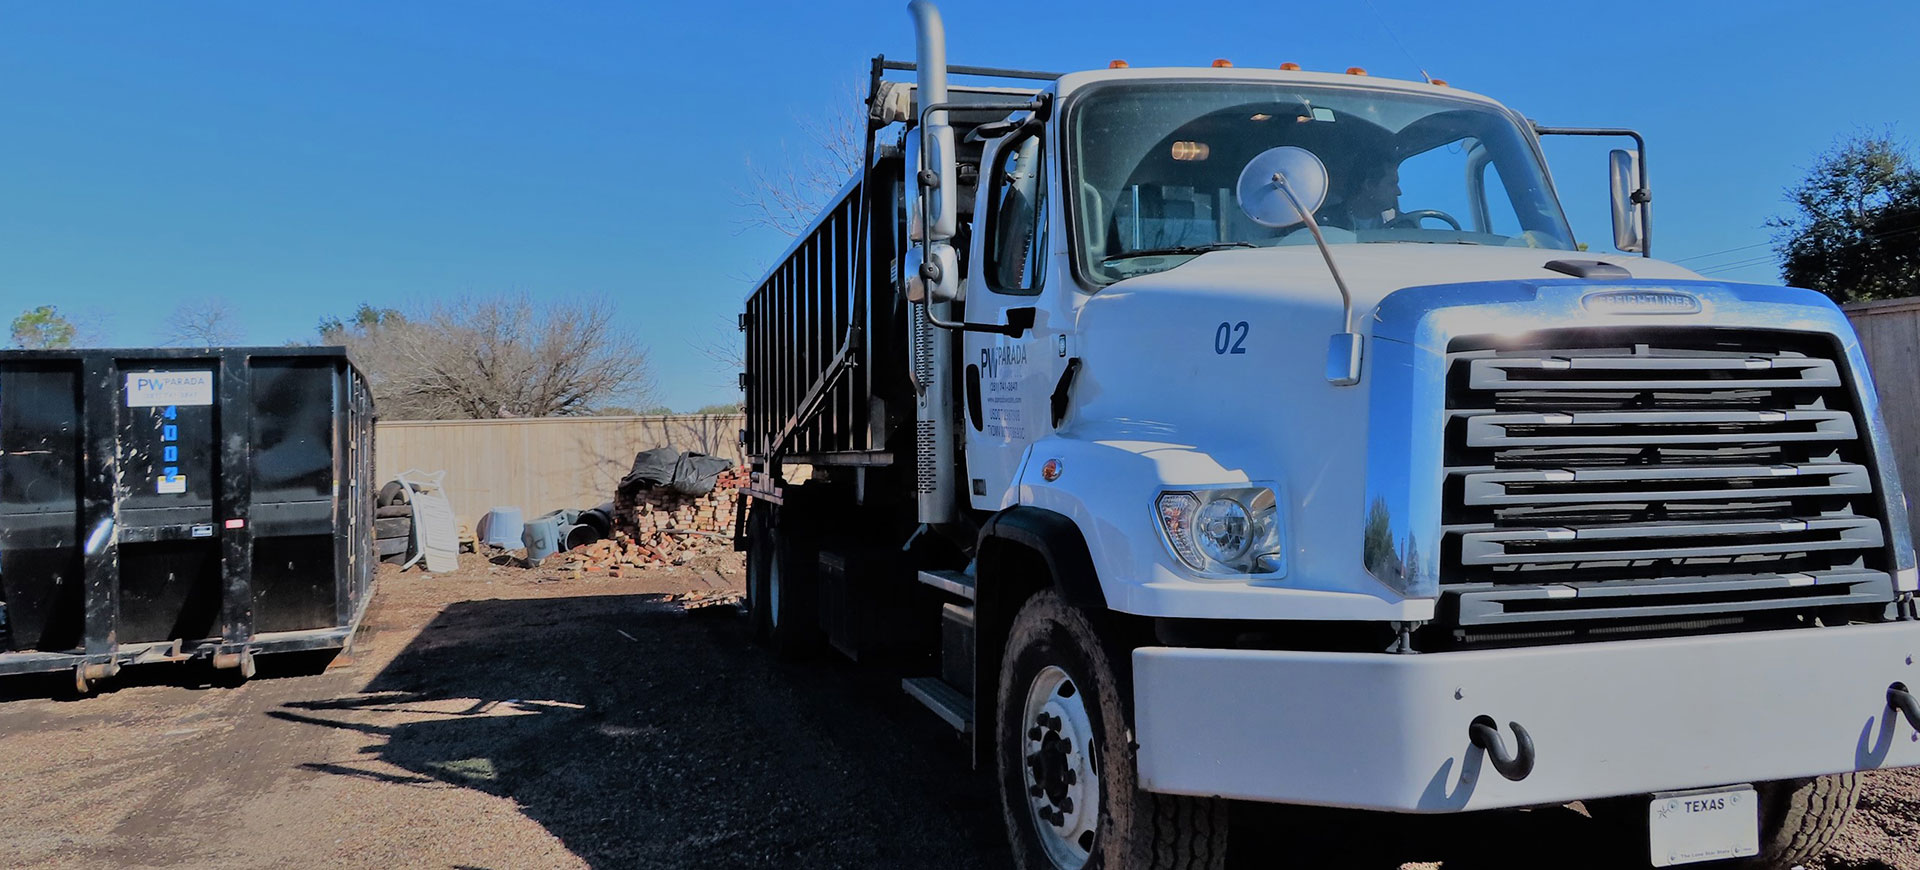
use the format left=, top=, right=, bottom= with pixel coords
left=162, top=297, right=242, bottom=346
left=323, top=295, right=654, bottom=420
left=735, top=81, right=869, bottom=237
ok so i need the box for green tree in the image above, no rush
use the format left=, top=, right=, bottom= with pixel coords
left=10, top=305, right=78, bottom=349
left=1769, top=131, right=1920, bottom=302
left=318, top=303, right=404, bottom=340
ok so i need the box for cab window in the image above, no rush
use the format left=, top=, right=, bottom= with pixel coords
left=986, top=132, right=1047, bottom=294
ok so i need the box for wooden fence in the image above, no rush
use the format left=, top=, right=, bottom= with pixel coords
left=1846, top=298, right=1920, bottom=551
left=375, top=414, right=744, bottom=528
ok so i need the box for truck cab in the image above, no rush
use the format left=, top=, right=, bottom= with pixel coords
left=737, top=4, right=1920, bottom=868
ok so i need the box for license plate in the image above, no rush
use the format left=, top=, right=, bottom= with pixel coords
left=1648, top=785, right=1759, bottom=867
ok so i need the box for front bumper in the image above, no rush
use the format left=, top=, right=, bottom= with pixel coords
left=1132, top=622, right=1920, bottom=812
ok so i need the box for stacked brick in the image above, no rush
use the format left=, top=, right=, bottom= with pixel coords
left=557, top=465, right=750, bottom=575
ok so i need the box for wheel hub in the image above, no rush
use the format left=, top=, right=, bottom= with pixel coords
left=1021, top=665, right=1099, bottom=868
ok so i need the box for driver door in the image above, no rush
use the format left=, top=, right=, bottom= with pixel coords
left=964, top=125, right=1063, bottom=510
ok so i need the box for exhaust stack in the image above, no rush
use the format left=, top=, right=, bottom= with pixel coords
left=906, top=0, right=959, bottom=525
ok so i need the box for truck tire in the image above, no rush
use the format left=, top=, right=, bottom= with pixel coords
left=374, top=517, right=413, bottom=539
left=765, top=513, right=822, bottom=659
left=744, top=502, right=774, bottom=641
left=996, top=590, right=1227, bottom=870
left=1739, top=775, right=1861, bottom=869
left=1588, top=774, right=1862, bottom=869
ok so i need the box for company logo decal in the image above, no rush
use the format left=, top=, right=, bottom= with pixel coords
left=1582, top=289, right=1702, bottom=315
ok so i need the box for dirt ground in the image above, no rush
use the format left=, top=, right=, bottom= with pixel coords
left=0, top=554, right=1911, bottom=870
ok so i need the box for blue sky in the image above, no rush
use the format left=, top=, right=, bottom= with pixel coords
left=2, top=1, right=1916, bottom=410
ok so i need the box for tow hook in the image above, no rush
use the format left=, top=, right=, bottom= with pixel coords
left=1891, top=683, right=1920, bottom=733
left=1469, top=715, right=1536, bottom=782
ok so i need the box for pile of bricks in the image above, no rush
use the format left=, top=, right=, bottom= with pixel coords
left=556, top=465, right=749, bottom=575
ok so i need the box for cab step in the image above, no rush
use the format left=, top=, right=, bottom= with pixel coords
left=915, top=569, right=976, bottom=601
left=902, top=676, right=973, bottom=733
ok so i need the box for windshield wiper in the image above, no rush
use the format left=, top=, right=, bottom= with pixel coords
left=1102, top=242, right=1255, bottom=264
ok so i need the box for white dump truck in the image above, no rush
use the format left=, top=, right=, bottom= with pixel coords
left=735, top=4, right=1920, bottom=867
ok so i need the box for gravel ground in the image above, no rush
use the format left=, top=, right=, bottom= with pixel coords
left=0, top=554, right=1911, bottom=869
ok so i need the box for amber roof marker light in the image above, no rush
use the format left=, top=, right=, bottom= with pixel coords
left=1212, top=58, right=1233, bottom=68
left=1278, top=62, right=1301, bottom=71
left=1109, top=59, right=1128, bottom=69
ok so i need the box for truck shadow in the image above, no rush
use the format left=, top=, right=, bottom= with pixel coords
left=269, top=592, right=1650, bottom=870
left=268, top=593, right=1006, bottom=869
left=1234, top=801, right=1644, bottom=869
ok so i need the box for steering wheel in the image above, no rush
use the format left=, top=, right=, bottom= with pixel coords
left=1392, top=209, right=1462, bottom=231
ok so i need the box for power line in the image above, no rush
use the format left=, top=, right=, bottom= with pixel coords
left=1682, top=222, right=1920, bottom=275
left=1671, top=241, right=1771, bottom=263
left=1696, top=256, right=1778, bottom=276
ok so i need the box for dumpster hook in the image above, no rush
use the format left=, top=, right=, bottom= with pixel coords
left=1892, top=683, right=1920, bottom=733
left=1469, top=715, right=1535, bottom=782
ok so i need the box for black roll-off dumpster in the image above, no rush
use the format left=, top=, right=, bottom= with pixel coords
left=0, top=346, right=376, bottom=691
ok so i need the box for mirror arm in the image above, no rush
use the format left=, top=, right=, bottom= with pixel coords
left=1532, top=124, right=1652, bottom=257
left=917, top=295, right=1033, bottom=337
left=1267, top=176, right=1362, bottom=386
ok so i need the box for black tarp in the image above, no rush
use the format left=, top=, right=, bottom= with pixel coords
left=617, top=447, right=734, bottom=497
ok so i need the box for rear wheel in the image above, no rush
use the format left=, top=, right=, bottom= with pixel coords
left=996, top=590, right=1227, bottom=870
left=765, top=516, right=821, bottom=659
left=744, top=502, right=774, bottom=641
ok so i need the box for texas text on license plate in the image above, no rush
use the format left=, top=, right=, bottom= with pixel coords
left=1648, top=785, right=1759, bottom=867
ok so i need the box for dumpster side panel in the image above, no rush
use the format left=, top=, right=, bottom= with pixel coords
left=250, top=359, right=341, bottom=633
left=0, top=361, right=84, bottom=651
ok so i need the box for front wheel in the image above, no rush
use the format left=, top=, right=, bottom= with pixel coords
left=996, top=590, right=1227, bottom=870
left=1587, top=774, right=1862, bottom=869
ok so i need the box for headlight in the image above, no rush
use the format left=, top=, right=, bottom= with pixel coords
left=1155, top=487, right=1285, bottom=576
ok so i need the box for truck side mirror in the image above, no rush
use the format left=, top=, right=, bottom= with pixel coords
left=1609, top=149, right=1646, bottom=254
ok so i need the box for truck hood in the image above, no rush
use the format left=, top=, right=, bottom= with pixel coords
left=1094, top=244, right=1706, bottom=328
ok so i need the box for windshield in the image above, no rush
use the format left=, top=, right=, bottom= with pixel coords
left=1067, top=81, right=1577, bottom=284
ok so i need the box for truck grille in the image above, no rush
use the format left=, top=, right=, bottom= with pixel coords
left=1440, top=329, right=1896, bottom=627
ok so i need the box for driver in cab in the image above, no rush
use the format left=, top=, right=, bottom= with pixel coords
left=1320, top=157, right=1402, bottom=231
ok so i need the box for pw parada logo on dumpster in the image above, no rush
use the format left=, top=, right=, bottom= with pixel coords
left=125, top=371, right=214, bottom=407
left=1581, top=288, right=1702, bottom=315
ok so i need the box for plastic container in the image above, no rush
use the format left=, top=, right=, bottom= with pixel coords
left=522, top=512, right=567, bottom=562
left=562, top=523, right=602, bottom=550
left=479, top=507, right=525, bottom=548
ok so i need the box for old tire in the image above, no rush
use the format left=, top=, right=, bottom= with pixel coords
left=374, top=517, right=413, bottom=538
left=765, top=509, right=822, bottom=659
left=997, top=590, right=1227, bottom=870
left=374, top=504, right=413, bottom=519
left=744, top=502, right=774, bottom=641
left=377, top=480, right=409, bottom=507
left=375, top=536, right=410, bottom=558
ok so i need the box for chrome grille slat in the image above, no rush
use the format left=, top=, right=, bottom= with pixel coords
left=1463, top=409, right=1857, bottom=447
left=1458, top=516, right=1883, bottom=565
left=1458, top=463, right=1872, bottom=506
left=1469, top=355, right=1841, bottom=390
left=1439, top=331, right=1895, bottom=624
